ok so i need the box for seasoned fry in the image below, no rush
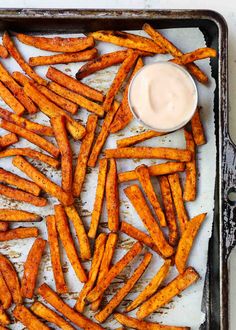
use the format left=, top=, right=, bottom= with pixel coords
left=88, top=159, right=108, bottom=238
left=87, top=241, right=143, bottom=303
left=88, top=102, right=120, bottom=167
left=0, top=44, right=8, bottom=58
left=124, top=185, right=174, bottom=258
left=136, top=165, right=166, bottom=227
left=184, top=130, right=196, bottom=201
left=0, top=271, right=12, bottom=309
left=0, top=209, right=41, bottom=222
left=55, top=204, right=87, bottom=282
left=0, top=119, right=60, bottom=158
left=0, top=227, right=39, bottom=241
left=21, top=237, right=47, bottom=299
left=0, top=223, right=8, bottom=232
left=29, top=48, right=98, bottom=66
left=0, top=167, right=41, bottom=196
left=46, top=66, right=104, bottom=102
left=17, top=33, right=95, bottom=52
left=65, top=205, right=91, bottom=261
left=143, top=23, right=208, bottom=84
left=91, top=233, right=118, bottom=311
left=117, top=131, right=164, bottom=148
left=73, top=115, right=98, bottom=197
left=38, top=283, right=104, bottom=330
left=0, top=306, right=9, bottom=326
left=3, top=32, right=47, bottom=86
left=12, top=156, right=73, bottom=206
left=51, top=115, right=73, bottom=192
left=137, top=267, right=199, bottom=319
left=75, top=233, right=107, bottom=312
left=106, top=158, right=119, bottom=232
left=191, top=107, right=206, bottom=145
left=126, top=259, right=171, bottom=312
left=46, top=215, right=67, bottom=294
left=13, top=305, right=50, bottom=330
left=95, top=252, right=152, bottom=323
left=0, top=81, right=25, bottom=115
left=171, top=47, right=217, bottom=65
left=168, top=173, right=189, bottom=234
left=0, top=133, right=18, bottom=149
left=31, top=302, right=75, bottom=330
left=0, top=254, right=22, bottom=304
left=0, top=183, right=47, bottom=207
left=175, top=213, right=207, bottom=273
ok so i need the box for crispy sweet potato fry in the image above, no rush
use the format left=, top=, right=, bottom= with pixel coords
left=0, top=81, right=25, bottom=115
left=0, top=223, right=8, bottom=232
left=12, top=156, right=73, bottom=206
left=46, top=66, right=104, bottom=102
left=175, top=213, right=207, bottom=273
left=65, top=205, right=91, bottom=261
left=0, top=271, right=12, bottom=309
left=0, top=44, right=8, bottom=58
left=0, top=254, right=22, bottom=304
left=38, top=283, right=104, bottom=329
left=91, top=233, right=118, bottom=311
left=55, top=204, right=87, bottom=282
left=0, top=119, right=60, bottom=158
left=87, top=241, right=143, bottom=303
left=29, top=48, right=98, bottom=66
left=117, top=131, right=164, bottom=148
left=51, top=115, right=73, bottom=192
left=171, top=47, right=217, bottom=65
left=21, top=237, right=47, bottom=299
left=75, top=233, right=107, bottom=312
left=136, top=164, right=166, bottom=227
left=0, top=306, right=9, bottom=326
left=88, top=159, right=108, bottom=238
left=168, top=173, right=189, bottom=234
left=13, top=305, right=50, bottom=330
left=31, top=302, right=75, bottom=330
left=0, top=133, right=18, bottom=149
left=124, top=185, right=174, bottom=258
left=95, top=252, right=152, bottom=323
left=191, top=107, right=206, bottom=146
left=17, top=33, right=95, bottom=52
left=3, top=32, right=47, bottom=86
left=137, top=267, right=199, bottom=319
left=73, top=115, right=98, bottom=197
left=143, top=24, right=208, bottom=84
left=0, top=209, right=41, bottom=222
left=184, top=130, right=196, bottom=201
left=126, top=259, right=171, bottom=312
left=0, top=227, right=39, bottom=241
left=106, top=158, right=119, bottom=232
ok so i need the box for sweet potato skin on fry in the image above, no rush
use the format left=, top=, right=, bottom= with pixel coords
left=191, top=107, right=206, bottom=146
left=0, top=133, right=18, bottom=149
left=13, top=305, right=50, bottom=330
left=184, top=130, right=197, bottom=201
left=106, top=158, right=119, bottom=232
left=0, top=44, right=8, bottom=58
left=0, top=81, right=25, bottom=115
left=171, top=47, right=217, bottom=65
left=0, top=209, right=41, bottom=222
left=0, top=271, right=12, bottom=309
left=0, top=227, right=39, bottom=241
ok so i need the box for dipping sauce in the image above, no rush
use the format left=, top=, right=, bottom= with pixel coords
left=128, top=61, right=198, bottom=132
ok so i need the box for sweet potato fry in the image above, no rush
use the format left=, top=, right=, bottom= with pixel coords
left=0, top=306, right=9, bottom=326
left=171, top=47, right=217, bottom=65
left=75, top=233, right=107, bottom=312
left=0, top=271, right=12, bottom=309
left=106, top=158, right=119, bottom=232
left=38, top=283, right=104, bottom=330
left=21, top=237, right=47, bottom=299
left=0, top=119, right=60, bottom=158
left=117, top=131, right=164, bottom=148
left=51, top=115, right=73, bottom=192
left=0, top=326, right=7, bottom=330
left=191, top=107, right=206, bottom=146
left=12, top=156, right=73, bottom=206
left=0, top=148, right=60, bottom=168
left=13, top=305, right=50, bottom=330
left=91, top=233, right=118, bottom=311
left=0, top=81, right=25, bottom=115
left=88, top=102, right=120, bottom=167
left=137, top=267, right=199, bottom=319
left=73, top=115, right=98, bottom=197
left=88, top=159, right=108, bottom=238
left=124, top=185, right=174, bottom=258
left=3, top=32, right=47, bottom=86
left=0, top=254, right=22, bottom=304
left=46, top=66, right=104, bottom=102
left=175, top=213, right=207, bottom=273
left=29, top=48, right=98, bottom=66
left=0, top=167, right=41, bottom=196
left=55, top=204, right=87, bottom=282
left=183, top=130, right=196, bottom=201
left=23, top=83, right=86, bottom=140
left=136, top=164, right=166, bottom=227
left=168, top=173, right=189, bottom=234
left=0, top=227, right=39, bottom=241
left=143, top=23, right=208, bottom=84
left=0, top=209, right=41, bottom=222
left=0, top=133, right=18, bottom=149
left=126, top=259, right=171, bottom=312
left=17, top=33, right=95, bottom=52
left=87, top=241, right=142, bottom=303
left=31, top=302, right=75, bottom=330
left=12, top=71, right=30, bottom=86
left=46, top=215, right=67, bottom=294
left=95, top=252, right=152, bottom=323
left=0, top=44, right=8, bottom=58
left=65, top=205, right=91, bottom=261
left=0, top=223, right=8, bottom=232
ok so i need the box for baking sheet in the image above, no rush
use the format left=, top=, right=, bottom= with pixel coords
left=0, top=27, right=216, bottom=329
